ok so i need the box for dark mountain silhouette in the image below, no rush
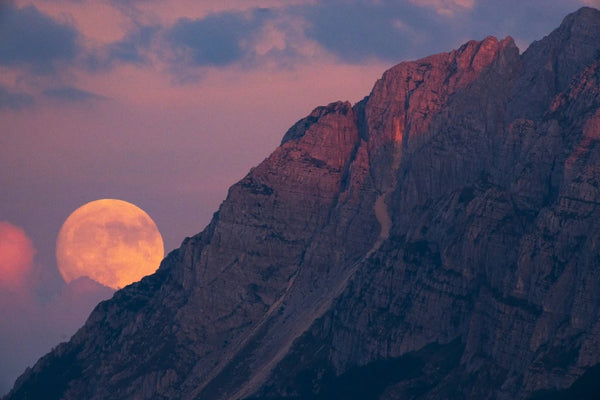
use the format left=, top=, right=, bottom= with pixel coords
left=6, top=7, right=600, bottom=400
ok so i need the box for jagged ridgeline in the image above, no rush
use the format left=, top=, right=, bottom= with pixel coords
left=6, top=7, right=600, bottom=400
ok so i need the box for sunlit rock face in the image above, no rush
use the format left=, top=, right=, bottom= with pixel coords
left=7, top=7, right=600, bottom=400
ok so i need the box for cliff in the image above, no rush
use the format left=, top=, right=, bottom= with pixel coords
left=6, top=7, right=600, bottom=400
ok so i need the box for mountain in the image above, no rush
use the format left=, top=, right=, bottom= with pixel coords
left=6, top=7, right=600, bottom=400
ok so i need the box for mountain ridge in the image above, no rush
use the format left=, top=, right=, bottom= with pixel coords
left=6, top=6, right=600, bottom=400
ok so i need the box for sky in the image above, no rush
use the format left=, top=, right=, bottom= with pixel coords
left=0, top=0, right=596, bottom=395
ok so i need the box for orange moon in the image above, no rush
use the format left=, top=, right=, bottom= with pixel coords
left=56, top=199, right=164, bottom=290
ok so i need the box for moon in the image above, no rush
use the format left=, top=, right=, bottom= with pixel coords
left=56, top=199, right=164, bottom=290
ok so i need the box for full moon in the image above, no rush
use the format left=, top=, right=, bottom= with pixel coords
left=56, top=199, right=164, bottom=290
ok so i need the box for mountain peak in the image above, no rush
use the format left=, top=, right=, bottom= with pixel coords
left=280, top=101, right=353, bottom=145
left=508, top=7, right=600, bottom=121
left=365, top=33, right=519, bottom=171
left=561, top=6, right=600, bottom=29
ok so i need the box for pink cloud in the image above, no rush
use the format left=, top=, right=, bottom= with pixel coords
left=408, top=0, right=475, bottom=16
left=122, top=0, right=314, bottom=27
left=15, top=0, right=130, bottom=44
left=0, top=221, right=35, bottom=290
left=0, top=221, right=113, bottom=394
left=17, top=0, right=314, bottom=46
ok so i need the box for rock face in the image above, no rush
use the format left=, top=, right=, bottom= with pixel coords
left=6, top=7, right=600, bottom=400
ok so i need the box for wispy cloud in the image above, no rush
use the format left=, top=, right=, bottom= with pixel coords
left=0, top=85, right=33, bottom=110
left=408, top=0, right=475, bottom=16
left=2, top=0, right=588, bottom=99
left=164, top=9, right=270, bottom=67
left=107, top=25, right=157, bottom=65
left=299, top=1, right=459, bottom=63
left=43, top=86, right=106, bottom=102
left=85, top=25, right=160, bottom=71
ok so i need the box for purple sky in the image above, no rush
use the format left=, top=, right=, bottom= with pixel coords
left=0, top=0, right=595, bottom=394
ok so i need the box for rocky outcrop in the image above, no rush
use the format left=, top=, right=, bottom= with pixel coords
left=6, top=7, right=600, bottom=400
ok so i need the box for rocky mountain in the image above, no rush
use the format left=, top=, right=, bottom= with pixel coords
left=6, top=7, right=600, bottom=400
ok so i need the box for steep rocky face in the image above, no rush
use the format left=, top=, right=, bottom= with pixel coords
left=510, top=6, right=600, bottom=121
left=257, top=8, right=600, bottom=400
left=6, top=7, right=600, bottom=400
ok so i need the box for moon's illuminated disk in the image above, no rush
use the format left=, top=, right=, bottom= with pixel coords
left=56, top=199, right=164, bottom=290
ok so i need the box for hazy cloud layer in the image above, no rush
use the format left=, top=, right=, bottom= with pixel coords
left=86, top=25, right=160, bottom=71
left=409, top=0, right=475, bottom=16
left=164, top=9, right=270, bottom=67
left=0, top=222, right=113, bottom=395
left=0, top=276, right=114, bottom=395
left=0, top=3, right=79, bottom=72
left=298, top=0, right=581, bottom=62
left=109, top=25, right=157, bottom=64
left=0, top=0, right=585, bottom=92
left=300, top=2, right=451, bottom=63
left=43, top=86, right=105, bottom=102
left=0, top=85, right=33, bottom=110
left=468, top=0, right=579, bottom=45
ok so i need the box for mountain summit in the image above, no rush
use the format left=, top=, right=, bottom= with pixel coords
left=7, top=7, right=600, bottom=400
